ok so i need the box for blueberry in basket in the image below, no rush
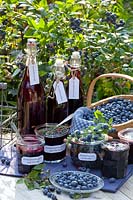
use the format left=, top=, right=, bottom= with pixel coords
left=92, top=98, right=133, bottom=125
left=49, top=171, right=104, bottom=193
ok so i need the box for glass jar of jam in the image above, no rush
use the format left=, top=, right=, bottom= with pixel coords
left=16, top=134, right=44, bottom=174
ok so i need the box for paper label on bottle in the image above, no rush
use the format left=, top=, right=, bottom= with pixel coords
left=69, top=77, right=79, bottom=99
left=29, top=59, right=40, bottom=85
left=78, top=153, right=97, bottom=161
left=21, top=155, right=43, bottom=165
left=53, top=81, right=68, bottom=104
left=44, top=143, right=66, bottom=153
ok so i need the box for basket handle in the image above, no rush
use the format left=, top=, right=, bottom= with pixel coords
left=87, top=73, right=133, bottom=107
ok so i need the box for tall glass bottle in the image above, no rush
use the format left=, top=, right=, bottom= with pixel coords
left=67, top=51, right=84, bottom=115
left=17, top=39, right=46, bottom=135
left=47, top=58, right=68, bottom=123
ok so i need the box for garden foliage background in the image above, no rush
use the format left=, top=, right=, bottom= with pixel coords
left=0, top=0, right=133, bottom=105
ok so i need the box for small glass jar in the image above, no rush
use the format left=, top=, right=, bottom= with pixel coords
left=101, top=139, right=129, bottom=178
left=118, top=128, right=133, bottom=164
left=35, top=123, right=68, bottom=163
left=16, top=134, right=45, bottom=174
left=70, top=139, right=104, bottom=169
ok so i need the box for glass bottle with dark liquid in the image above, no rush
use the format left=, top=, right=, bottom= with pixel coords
left=17, top=39, right=46, bottom=135
left=67, top=51, right=84, bottom=115
left=47, top=58, right=68, bottom=123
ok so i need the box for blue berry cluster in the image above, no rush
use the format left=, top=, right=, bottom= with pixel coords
left=43, top=185, right=61, bottom=200
left=102, top=11, right=125, bottom=29
left=93, top=98, right=133, bottom=125
left=0, top=156, right=10, bottom=166
left=70, top=18, right=83, bottom=33
left=54, top=171, right=99, bottom=191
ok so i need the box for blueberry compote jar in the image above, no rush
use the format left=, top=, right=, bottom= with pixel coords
left=16, top=134, right=44, bottom=174
left=101, top=139, right=129, bottom=178
left=35, top=123, right=68, bottom=163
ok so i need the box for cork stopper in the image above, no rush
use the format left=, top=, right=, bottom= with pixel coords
left=70, top=51, right=81, bottom=68
left=54, top=58, right=65, bottom=79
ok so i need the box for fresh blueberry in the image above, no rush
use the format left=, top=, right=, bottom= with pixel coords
left=1, top=157, right=6, bottom=164
left=109, top=177, right=116, bottom=183
left=56, top=188, right=61, bottom=194
left=62, top=161, right=67, bottom=168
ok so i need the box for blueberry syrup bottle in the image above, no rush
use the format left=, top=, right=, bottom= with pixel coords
left=47, top=58, right=68, bottom=123
left=17, top=39, right=46, bottom=135
left=67, top=51, right=84, bottom=115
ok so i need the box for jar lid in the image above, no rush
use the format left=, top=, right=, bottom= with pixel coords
left=101, top=139, right=129, bottom=151
left=118, top=128, right=133, bottom=144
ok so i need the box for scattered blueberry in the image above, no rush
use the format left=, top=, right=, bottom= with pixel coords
left=109, top=177, right=116, bottom=183
left=1, top=157, right=6, bottom=164
left=56, top=188, right=61, bottom=194
left=5, top=159, right=10, bottom=166
left=62, top=161, right=67, bottom=168
left=43, top=188, right=49, bottom=195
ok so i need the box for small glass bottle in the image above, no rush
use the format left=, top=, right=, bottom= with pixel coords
left=67, top=51, right=84, bottom=115
left=47, top=58, right=68, bottom=123
left=17, top=39, right=46, bottom=135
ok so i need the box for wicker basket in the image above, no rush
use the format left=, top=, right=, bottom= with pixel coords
left=87, top=73, right=133, bottom=132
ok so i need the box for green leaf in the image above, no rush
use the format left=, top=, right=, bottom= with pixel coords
left=12, top=68, right=21, bottom=78
left=17, top=178, right=24, bottom=184
left=33, top=163, right=44, bottom=171
left=94, top=110, right=104, bottom=119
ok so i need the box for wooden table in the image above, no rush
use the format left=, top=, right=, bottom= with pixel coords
left=0, top=174, right=132, bottom=200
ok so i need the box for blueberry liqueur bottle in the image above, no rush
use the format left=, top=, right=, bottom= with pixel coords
left=47, top=58, right=68, bottom=123
left=67, top=51, right=84, bottom=114
left=17, top=39, right=46, bottom=135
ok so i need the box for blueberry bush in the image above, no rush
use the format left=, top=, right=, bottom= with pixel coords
left=0, top=0, right=133, bottom=102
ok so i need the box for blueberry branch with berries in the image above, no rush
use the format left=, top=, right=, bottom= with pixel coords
left=67, top=110, right=115, bottom=144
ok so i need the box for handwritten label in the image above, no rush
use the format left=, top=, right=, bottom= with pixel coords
left=78, top=152, right=97, bottom=161
left=69, top=77, right=79, bottom=99
left=53, top=81, right=67, bottom=104
left=44, top=143, right=66, bottom=153
left=22, top=155, right=43, bottom=165
left=29, top=58, right=40, bottom=85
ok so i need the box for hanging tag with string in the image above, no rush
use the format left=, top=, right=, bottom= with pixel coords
left=26, top=39, right=40, bottom=86
left=69, top=71, right=79, bottom=99
left=53, top=80, right=67, bottom=104
left=29, top=56, right=40, bottom=85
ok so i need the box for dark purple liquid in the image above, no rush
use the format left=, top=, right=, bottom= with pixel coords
left=17, top=67, right=46, bottom=135
left=35, top=124, right=68, bottom=162
left=128, top=144, right=133, bottom=164
left=17, top=135, right=44, bottom=174
left=70, top=141, right=104, bottom=169
left=47, top=81, right=68, bottom=123
left=44, top=134, right=67, bottom=162
left=101, top=140, right=129, bottom=178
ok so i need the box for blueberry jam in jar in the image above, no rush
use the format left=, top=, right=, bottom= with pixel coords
left=101, top=139, right=129, bottom=178
left=118, top=128, right=133, bottom=164
left=16, top=135, right=44, bottom=174
left=70, top=139, right=104, bottom=169
left=35, top=124, right=68, bottom=163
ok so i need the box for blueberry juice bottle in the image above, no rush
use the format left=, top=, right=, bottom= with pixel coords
left=17, top=39, right=46, bottom=135
left=47, top=58, right=68, bottom=123
left=67, top=51, right=84, bottom=115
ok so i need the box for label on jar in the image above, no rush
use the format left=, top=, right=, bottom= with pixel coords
left=53, top=81, right=68, bottom=104
left=44, top=143, right=66, bottom=153
left=21, top=155, right=43, bottom=165
left=78, top=153, right=97, bottom=161
left=29, top=58, right=40, bottom=85
left=69, top=77, right=79, bottom=99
